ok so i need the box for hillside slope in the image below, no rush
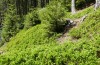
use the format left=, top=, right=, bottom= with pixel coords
left=0, top=7, right=100, bottom=65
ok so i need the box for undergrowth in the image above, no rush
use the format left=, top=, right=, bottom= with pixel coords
left=0, top=6, right=100, bottom=65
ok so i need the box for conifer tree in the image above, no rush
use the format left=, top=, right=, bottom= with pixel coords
left=1, top=5, right=21, bottom=43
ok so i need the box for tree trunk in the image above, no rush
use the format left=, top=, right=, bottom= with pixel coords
left=95, top=0, right=100, bottom=10
left=71, top=0, right=76, bottom=14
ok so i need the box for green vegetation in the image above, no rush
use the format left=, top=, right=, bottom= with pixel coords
left=0, top=40, right=98, bottom=65
left=39, top=1, right=66, bottom=32
left=69, top=6, right=94, bottom=19
left=0, top=7, right=100, bottom=65
left=61, top=0, right=95, bottom=11
left=24, top=9, right=40, bottom=29
left=64, top=6, right=94, bottom=20
left=0, top=0, right=100, bottom=65
left=1, top=5, right=22, bottom=44
left=69, top=8, right=100, bottom=40
left=5, top=24, right=57, bottom=50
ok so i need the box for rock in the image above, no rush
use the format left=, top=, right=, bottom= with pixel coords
left=64, top=18, right=74, bottom=26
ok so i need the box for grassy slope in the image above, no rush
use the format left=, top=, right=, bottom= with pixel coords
left=69, top=8, right=100, bottom=43
left=2, top=24, right=57, bottom=51
left=65, top=6, right=94, bottom=19
left=0, top=7, right=100, bottom=65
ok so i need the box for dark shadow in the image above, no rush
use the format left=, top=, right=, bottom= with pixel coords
left=97, top=51, right=100, bottom=58
left=54, top=19, right=76, bottom=34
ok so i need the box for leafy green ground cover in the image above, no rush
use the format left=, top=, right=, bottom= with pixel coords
left=65, top=6, right=94, bottom=19
left=0, top=6, right=100, bottom=65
